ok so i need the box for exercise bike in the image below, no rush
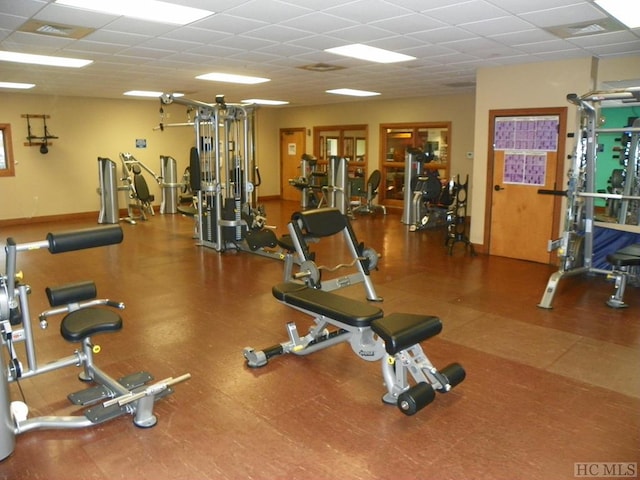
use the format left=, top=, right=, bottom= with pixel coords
left=0, top=225, right=189, bottom=461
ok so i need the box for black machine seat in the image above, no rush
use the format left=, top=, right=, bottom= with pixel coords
left=60, top=308, right=123, bottom=342
left=272, top=282, right=383, bottom=327
left=371, top=314, right=442, bottom=355
left=132, top=165, right=155, bottom=203
left=607, top=243, right=640, bottom=268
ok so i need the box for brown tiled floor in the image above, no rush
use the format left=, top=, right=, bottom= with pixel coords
left=0, top=200, right=638, bottom=480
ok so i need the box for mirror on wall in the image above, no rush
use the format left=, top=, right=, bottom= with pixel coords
left=0, top=124, right=15, bottom=177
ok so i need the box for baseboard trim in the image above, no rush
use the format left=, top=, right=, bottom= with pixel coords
left=0, top=211, right=99, bottom=228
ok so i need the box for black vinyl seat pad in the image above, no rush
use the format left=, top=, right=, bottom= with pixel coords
left=272, top=282, right=383, bottom=327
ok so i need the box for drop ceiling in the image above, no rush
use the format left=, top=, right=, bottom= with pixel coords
left=0, top=0, right=639, bottom=106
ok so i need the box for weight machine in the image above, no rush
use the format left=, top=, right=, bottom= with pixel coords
left=0, top=225, right=189, bottom=461
left=97, top=154, right=181, bottom=224
left=402, top=147, right=432, bottom=225
left=538, top=87, right=640, bottom=308
left=159, top=94, right=281, bottom=256
left=288, top=154, right=327, bottom=209
left=119, top=153, right=162, bottom=223
left=288, top=154, right=352, bottom=215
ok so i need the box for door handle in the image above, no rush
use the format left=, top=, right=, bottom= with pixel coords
left=494, top=185, right=504, bottom=191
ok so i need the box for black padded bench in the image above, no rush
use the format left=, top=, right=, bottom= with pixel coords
left=273, top=282, right=442, bottom=348
left=606, top=243, right=640, bottom=308
left=244, top=282, right=464, bottom=415
left=273, top=282, right=383, bottom=327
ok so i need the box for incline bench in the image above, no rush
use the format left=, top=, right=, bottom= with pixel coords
left=606, top=243, right=640, bottom=308
left=243, top=282, right=465, bottom=416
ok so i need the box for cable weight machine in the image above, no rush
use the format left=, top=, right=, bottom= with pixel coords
left=159, top=94, right=279, bottom=255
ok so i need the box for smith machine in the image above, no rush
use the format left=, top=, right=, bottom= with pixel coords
left=538, top=87, right=640, bottom=309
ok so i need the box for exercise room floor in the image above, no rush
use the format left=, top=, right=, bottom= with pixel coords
left=1, top=200, right=638, bottom=480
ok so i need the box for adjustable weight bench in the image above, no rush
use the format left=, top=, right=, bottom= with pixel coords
left=606, top=243, right=640, bottom=308
left=243, top=282, right=465, bottom=416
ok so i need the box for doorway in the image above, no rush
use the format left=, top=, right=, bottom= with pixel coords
left=484, top=107, right=567, bottom=264
left=280, top=128, right=306, bottom=202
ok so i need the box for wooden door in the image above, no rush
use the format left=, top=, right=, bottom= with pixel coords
left=280, top=129, right=306, bottom=202
left=486, top=108, right=567, bottom=264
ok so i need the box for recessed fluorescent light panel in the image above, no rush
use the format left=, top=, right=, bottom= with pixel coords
left=196, top=73, right=270, bottom=85
left=124, top=90, right=184, bottom=98
left=0, top=82, right=35, bottom=89
left=595, top=0, right=640, bottom=28
left=242, top=99, right=289, bottom=106
left=55, top=0, right=213, bottom=25
left=325, top=44, right=416, bottom=64
left=0, top=51, right=92, bottom=68
left=326, top=88, right=380, bottom=97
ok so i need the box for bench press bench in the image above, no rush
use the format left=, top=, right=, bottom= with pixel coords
left=606, top=243, right=640, bottom=308
left=243, top=282, right=465, bottom=416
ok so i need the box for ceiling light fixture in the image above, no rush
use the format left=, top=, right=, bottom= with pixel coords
left=0, top=82, right=36, bottom=89
left=0, top=51, right=92, bottom=68
left=196, top=73, right=270, bottom=85
left=324, top=44, right=415, bottom=64
left=326, top=88, right=381, bottom=97
left=242, top=99, right=289, bottom=106
left=54, top=0, right=213, bottom=26
left=124, top=90, right=184, bottom=98
left=595, top=0, right=640, bottom=28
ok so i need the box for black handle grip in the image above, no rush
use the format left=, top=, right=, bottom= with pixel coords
left=47, top=226, right=123, bottom=254
left=537, top=189, right=567, bottom=196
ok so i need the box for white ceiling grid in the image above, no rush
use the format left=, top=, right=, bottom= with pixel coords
left=0, top=0, right=638, bottom=105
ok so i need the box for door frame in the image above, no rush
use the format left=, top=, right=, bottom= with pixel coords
left=483, top=107, right=568, bottom=264
left=279, top=127, right=307, bottom=200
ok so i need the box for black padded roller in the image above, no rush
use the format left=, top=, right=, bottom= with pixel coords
left=47, top=225, right=123, bottom=253
left=397, top=382, right=435, bottom=416
left=46, top=281, right=97, bottom=307
left=439, top=363, right=466, bottom=390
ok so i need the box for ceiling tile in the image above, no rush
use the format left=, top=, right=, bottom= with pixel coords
left=0, top=0, right=637, bottom=105
left=422, top=0, right=510, bottom=25
left=519, top=3, right=607, bottom=28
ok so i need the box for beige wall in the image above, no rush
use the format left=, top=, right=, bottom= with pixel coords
left=470, top=55, right=640, bottom=247
left=1, top=91, right=476, bottom=221
left=0, top=93, right=194, bottom=221
left=1, top=54, right=638, bottom=233
left=260, top=93, right=476, bottom=198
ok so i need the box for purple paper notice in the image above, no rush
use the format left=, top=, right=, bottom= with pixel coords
left=503, top=152, right=547, bottom=186
left=494, top=116, right=558, bottom=151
